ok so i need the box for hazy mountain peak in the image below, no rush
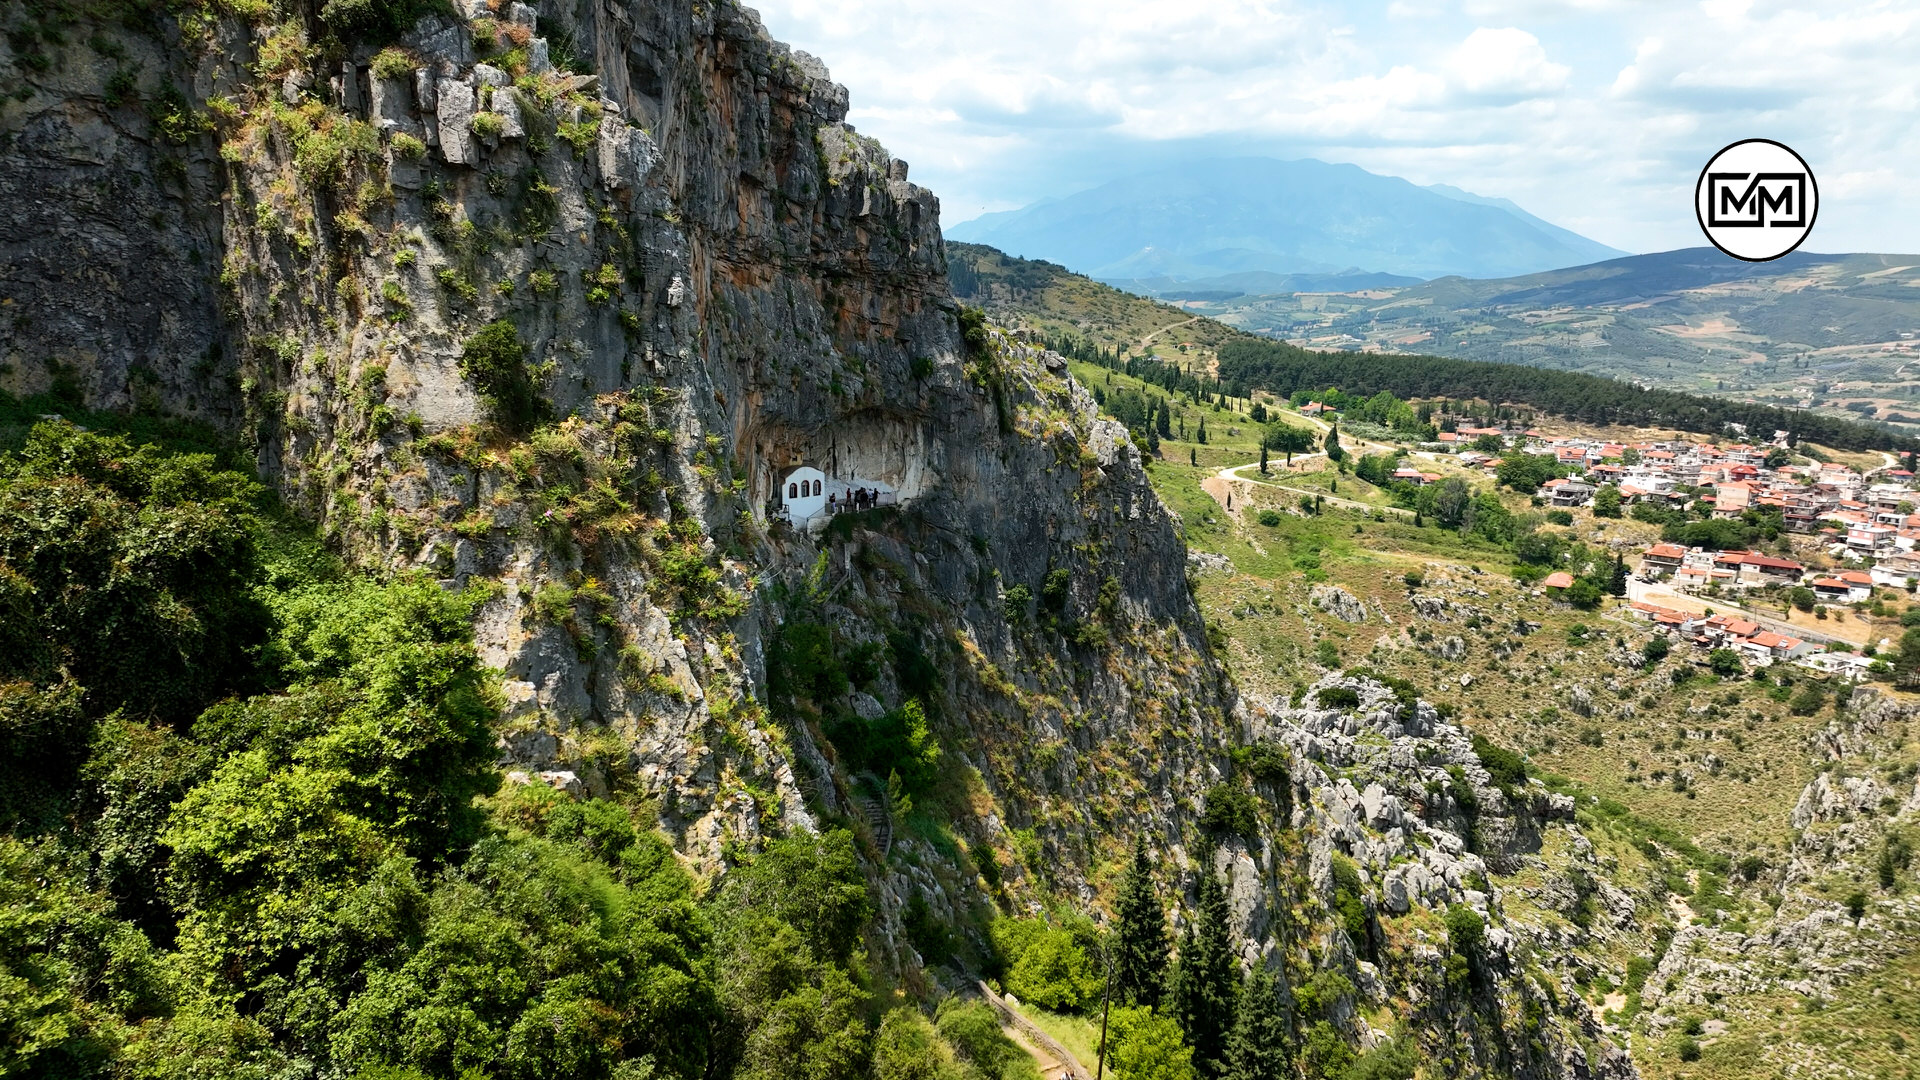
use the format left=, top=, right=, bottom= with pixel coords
left=945, top=156, right=1629, bottom=282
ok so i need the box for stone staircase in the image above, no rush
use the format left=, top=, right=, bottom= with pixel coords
left=853, top=776, right=893, bottom=858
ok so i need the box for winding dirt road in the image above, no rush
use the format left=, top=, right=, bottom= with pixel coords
left=975, top=981, right=1093, bottom=1080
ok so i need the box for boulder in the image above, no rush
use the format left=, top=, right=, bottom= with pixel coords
left=490, top=87, right=525, bottom=139
left=1309, top=584, right=1369, bottom=623
left=369, top=76, right=421, bottom=137
left=282, top=68, right=311, bottom=104
left=436, top=78, right=476, bottom=164
left=598, top=121, right=659, bottom=189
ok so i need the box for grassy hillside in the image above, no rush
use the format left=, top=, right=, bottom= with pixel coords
left=951, top=241, right=1918, bottom=452
left=1177, top=249, right=1920, bottom=430
left=1056, top=352, right=1920, bottom=1080
left=948, top=242, right=1247, bottom=364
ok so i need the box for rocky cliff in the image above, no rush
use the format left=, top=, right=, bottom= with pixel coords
left=0, top=2, right=1664, bottom=1076
left=2, top=0, right=1232, bottom=951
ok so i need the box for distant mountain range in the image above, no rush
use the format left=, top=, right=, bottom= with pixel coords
left=949, top=239, right=1920, bottom=431
left=1102, top=269, right=1424, bottom=299
left=1181, top=247, right=1920, bottom=421
left=944, top=157, right=1630, bottom=283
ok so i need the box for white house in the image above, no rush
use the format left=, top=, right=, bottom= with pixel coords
left=779, top=465, right=828, bottom=521
left=1870, top=552, right=1920, bottom=589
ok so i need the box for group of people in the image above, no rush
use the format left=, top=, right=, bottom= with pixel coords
left=828, top=487, right=884, bottom=513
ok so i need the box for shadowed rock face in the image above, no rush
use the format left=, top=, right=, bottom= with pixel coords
left=0, top=21, right=231, bottom=417
left=0, top=0, right=1224, bottom=897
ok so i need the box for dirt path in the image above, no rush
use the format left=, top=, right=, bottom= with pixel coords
left=976, top=981, right=1094, bottom=1080
left=1140, top=316, right=1201, bottom=351
left=1201, top=459, right=1413, bottom=521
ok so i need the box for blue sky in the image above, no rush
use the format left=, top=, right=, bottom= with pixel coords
left=747, top=0, right=1920, bottom=256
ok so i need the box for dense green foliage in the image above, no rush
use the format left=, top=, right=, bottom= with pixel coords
left=1219, top=338, right=1917, bottom=451
left=0, top=423, right=270, bottom=735
left=0, top=424, right=882, bottom=1080
left=1223, top=962, right=1289, bottom=1080
left=319, top=0, right=453, bottom=46
left=990, top=916, right=1103, bottom=1012
left=459, top=320, right=544, bottom=434
left=1106, top=1006, right=1198, bottom=1080
left=1471, top=732, right=1529, bottom=798
left=1198, top=783, right=1258, bottom=841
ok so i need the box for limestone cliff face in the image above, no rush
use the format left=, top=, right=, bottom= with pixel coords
left=0, top=4, right=1644, bottom=1075
left=0, top=0, right=1230, bottom=914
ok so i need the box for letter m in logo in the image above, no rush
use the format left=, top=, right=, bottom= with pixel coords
left=1708, top=172, right=1808, bottom=228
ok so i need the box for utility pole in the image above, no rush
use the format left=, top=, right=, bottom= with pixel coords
left=1095, top=935, right=1113, bottom=1080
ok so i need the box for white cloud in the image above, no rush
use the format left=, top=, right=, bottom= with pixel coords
left=747, top=0, right=1920, bottom=256
left=1447, top=27, right=1570, bottom=99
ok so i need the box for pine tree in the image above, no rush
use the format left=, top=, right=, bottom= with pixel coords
left=1224, top=961, right=1289, bottom=1080
left=1114, top=835, right=1170, bottom=1008
left=1172, top=868, right=1238, bottom=1078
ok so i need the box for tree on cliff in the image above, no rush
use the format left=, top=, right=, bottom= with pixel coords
left=1223, top=961, right=1289, bottom=1080
left=1114, top=836, right=1170, bottom=1007
left=1170, top=868, right=1238, bottom=1077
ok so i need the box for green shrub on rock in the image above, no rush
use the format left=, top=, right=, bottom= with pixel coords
left=458, top=320, right=543, bottom=434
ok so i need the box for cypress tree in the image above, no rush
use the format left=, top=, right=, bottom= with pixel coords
left=1609, top=554, right=1629, bottom=597
left=1197, top=418, right=1208, bottom=445
left=1224, top=960, right=1289, bottom=1080
left=1157, top=399, right=1172, bottom=439
left=1172, top=867, right=1238, bottom=1078
left=1114, top=835, right=1170, bottom=1008
left=1164, top=920, right=1194, bottom=1030
left=1260, top=442, right=1269, bottom=475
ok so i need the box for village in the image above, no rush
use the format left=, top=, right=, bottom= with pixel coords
left=1276, top=394, right=1920, bottom=681
left=1460, top=424, right=1915, bottom=679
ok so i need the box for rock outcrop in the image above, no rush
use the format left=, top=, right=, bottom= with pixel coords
left=0, top=0, right=1233, bottom=970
